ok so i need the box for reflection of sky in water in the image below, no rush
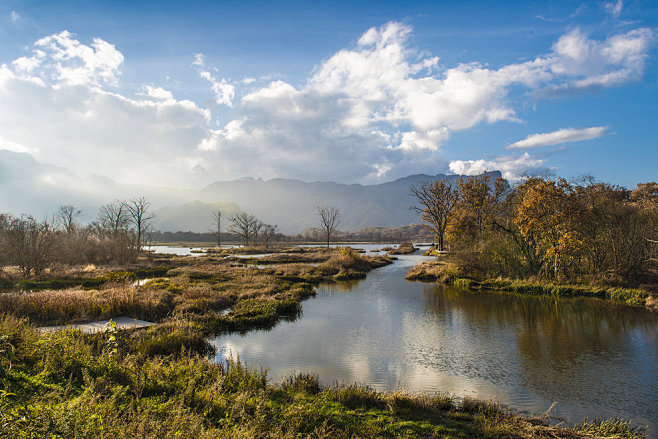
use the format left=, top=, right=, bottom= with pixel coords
left=151, top=243, right=424, bottom=257
left=211, top=254, right=658, bottom=433
left=147, top=245, right=206, bottom=256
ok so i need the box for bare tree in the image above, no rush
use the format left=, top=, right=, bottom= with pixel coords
left=98, top=201, right=129, bottom=235
left=410, top=180, right=459, bottom=251
left=253, top=220, right=263, bottom=245
left=229, top=212, right=259, bottom=246
left=57, top=204, right=81, bottom=233
left=125, top=197, right=155, bottom=249
left=260, top=224, right=277, bottom=249
left=211, top=208, right=224, bottom=248
left=317, top=206, right=340, bottom=248
left=4, top=215, right=52, bottom=276
left=0, top=213, right=11, bottom=267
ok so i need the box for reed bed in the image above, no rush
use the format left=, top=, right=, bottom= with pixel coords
left=0, top=285, right=170, bottom=325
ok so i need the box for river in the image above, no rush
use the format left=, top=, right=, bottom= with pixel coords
left=211, top=253, right=658, bottom=434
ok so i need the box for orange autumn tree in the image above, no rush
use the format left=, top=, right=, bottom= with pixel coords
left=448, top=173, right=509, bottom=247
left=514, top=178, right=584, bottom=280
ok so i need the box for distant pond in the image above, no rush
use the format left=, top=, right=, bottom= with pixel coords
left=212, top=254, right=658, bottom=434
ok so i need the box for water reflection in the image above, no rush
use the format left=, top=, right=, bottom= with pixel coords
left=211, top=255, right=658, bottom=433
left=420, top=284, right=658, bottom=425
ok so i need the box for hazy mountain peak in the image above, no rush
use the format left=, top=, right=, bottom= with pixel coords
left=0, top=151, right=508, bottom=233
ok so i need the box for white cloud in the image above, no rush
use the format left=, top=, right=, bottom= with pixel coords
left=0, top=134, right=31, bottom=154
left=536, top=5, right=584, bottom=23
left=0, top=33, right=211, bottom=187
left=0, top=22, right=654, bottom=189
left=542, top=28, right=654, bottom=92
left=449, top=153, right=546, bottom=181
left=507, top=126, right=609, bottom=149
left=193, top=53, right=235, bottom=107
left=10, top=11, right=19, bottom=22
left=197, top=22, right=652, bottom=182
left=192, top=53, right=205, bottom=66
left=10, top=31, right=124, bottom=87
left=142, top=85, right=174, bottom=101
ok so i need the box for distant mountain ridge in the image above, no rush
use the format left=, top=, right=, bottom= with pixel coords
left=0, top=150, right=503, bottom=233
left=199, top=173, right=500, bottom=233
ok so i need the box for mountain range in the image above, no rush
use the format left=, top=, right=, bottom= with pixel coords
left=0, top=150, right=502, bottom=233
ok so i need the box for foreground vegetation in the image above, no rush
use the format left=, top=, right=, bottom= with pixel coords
left=0, top=316, right=646, bottom=438
left=0, top=247, right=647, bottom=438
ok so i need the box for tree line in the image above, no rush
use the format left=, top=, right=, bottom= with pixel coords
left=0, top=197, right=154, bottom=276
left=412, top=174, right=658, bottom=285
left=1, top=197, right=347, bottom=277
left=210, top=205, right=339, bottom=248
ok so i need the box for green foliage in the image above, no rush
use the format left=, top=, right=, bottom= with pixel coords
left=280, top=372, right=322, bottom=395
left=452, top=278, right=474, bottom=289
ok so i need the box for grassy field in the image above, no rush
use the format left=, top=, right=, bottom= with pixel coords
left=0, top=247, right=648, bottom=438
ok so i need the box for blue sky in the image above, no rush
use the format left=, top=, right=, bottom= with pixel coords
left=0, top=0, right=656, bottom=188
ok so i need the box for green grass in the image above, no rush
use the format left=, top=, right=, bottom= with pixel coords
left=13, top=266, right=171, bottom=292
left=471, top=278, right=651, bottom=307
left=406, top=261, right=653, bottom=309
left=0, top=315, right=633, bottom=439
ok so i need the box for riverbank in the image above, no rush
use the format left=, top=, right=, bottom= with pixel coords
left=0, top=248, right=649, bottom=438
left=406, top=260, right=656, bottom=310
left=1, top=315, right=646, bottom=438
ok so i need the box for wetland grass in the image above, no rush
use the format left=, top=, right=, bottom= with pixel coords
left=0, top=248, right=646, bottom=438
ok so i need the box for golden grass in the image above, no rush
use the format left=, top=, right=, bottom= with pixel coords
left=0, top=285, right=169, bottom=325
left=0, top=248, right=391, bottom=327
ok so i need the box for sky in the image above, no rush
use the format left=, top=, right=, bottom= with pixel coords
left=0, top=0, right=656, bottom=189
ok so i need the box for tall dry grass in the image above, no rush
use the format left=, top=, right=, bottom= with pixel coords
left=0, top=284, right=170, bottom=325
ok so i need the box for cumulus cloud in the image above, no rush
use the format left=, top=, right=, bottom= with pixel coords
left=0, top=135, right=31, bottom=154
left=507, top=126, right=609, bottom=149
left=10, top=30, right=124, bottom=87
left=196, top=22, right=652, bottom=182
left=0, top=34, right=211, bottom=187
left=0, top=22, right=654, bottom=188
left=449, top=153, right=546, bottom=181
left=535, top=27, right=654, bottom=94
